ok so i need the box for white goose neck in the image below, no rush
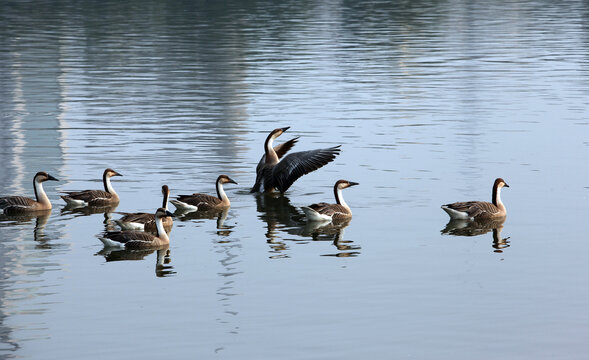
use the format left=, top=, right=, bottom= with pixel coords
left=495, top=186, right=505, bottom=211
left=156, top=216, right=169, bottom=242
left=335, top=187, right=350, bottom=211
left=216, top=180, right=230, bottom=205
left=104, top=176, right=117, bottom=196
left=264, top=135, right=279, bottom=164
left=34, top=179, right=51, bottom=208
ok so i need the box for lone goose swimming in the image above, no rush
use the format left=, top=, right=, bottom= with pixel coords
left=100, top=208, right=174, bottom=249
left=441, top=178, right=509, bottom=220
left=0, top=172, right=58, bottom=214
left=171, top=175, right=238, bottom=213
left=301, top=179, right=359, bottom=222
left=61, top=168, right=122, bottom=207
left=115, top=185, right=173, bottom=232
left=250, top=127, right=341, bottom=194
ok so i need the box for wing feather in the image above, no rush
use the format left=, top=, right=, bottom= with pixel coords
left=444, top=201, right=500, bottom=218
left=271, top=145, right=341, bottom=193
left=176, top=193, right=221, bottom=209
left=63, top=190, right=115, bottom=205
left=309, top=203, right=350, bottom=218
left=117, top=212, right=153, bottom=224
left=0, top=196, right=36, bottom=210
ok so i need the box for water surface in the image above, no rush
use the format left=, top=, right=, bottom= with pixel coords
left=1, top=1, right=589, bottom=359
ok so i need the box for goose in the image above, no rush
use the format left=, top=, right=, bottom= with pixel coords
left=0, top=172, right=58, bottom=214
left=115, top=185, right=173, bottom=232
left=170, top=175, right=237, bottom=212
left=250, top=127, right=341, bottom=193
left=61, top=168, right=122, bottom=207
left=441, top=178, right=509, bottom=220
left=301, top=179, right=358, bottom=222
left=99, top=208, right=174, bottom=249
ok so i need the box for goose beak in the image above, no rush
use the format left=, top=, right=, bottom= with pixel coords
left=228, top=177, right=238, bottom=185
left=503, top=183, right=509, bottom=188
left=114, top=171, right=123, bottom=177
left=165, top=210, right=175, bottom=218
left=47, top=174, right=59, bottom=181
left=349, top=182, right=359, bottom=187
left=281, top=126, right=290, bottom=132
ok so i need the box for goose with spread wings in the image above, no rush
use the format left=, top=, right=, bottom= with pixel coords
left=250, top=127, right=341, bottom=194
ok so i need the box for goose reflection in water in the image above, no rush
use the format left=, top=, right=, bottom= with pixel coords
left=255, top=193, right=360, bottom=257
left=300, top=218, right=361, bottom=257
left=441, top=218, right=510, bottom=253
left=0, top=211, right=53, bottom=248
left=61, top=203, right=118, bottom=217
left=174, top=207, right=232, bottom=236
left=96, top=247, right=174, bottom=277
left=254, top=193, right=303, bottom=258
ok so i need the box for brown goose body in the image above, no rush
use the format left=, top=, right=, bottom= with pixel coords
left=301, top=180, right=358, bottom=221
left=0, top=172, right=58, bottom=214
left=251, top=127, right=341, bottom=194
left=100, top=208, right=174, bottom=249
left=116, top=185, right=173, bottom=232
left=441, top=178, right=509, bottom=220
left=61, top=168, right=122, bottom=207
left=171, top=175, right=237, bottom=212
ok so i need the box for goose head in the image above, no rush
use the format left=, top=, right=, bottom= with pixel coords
left=35, top=171, right=59, bottom=183
left=217, top=175, right=238, bottom=185
left=335, top=179, right=359, bottom=190
left=155, top=207, right=175, bottom=219
left=104, top=168, right=123, bottom=178
left=494, top=178, right=509, bottom=189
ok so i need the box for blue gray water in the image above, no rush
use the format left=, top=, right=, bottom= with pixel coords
left=1, top=1, right=589, bottom=358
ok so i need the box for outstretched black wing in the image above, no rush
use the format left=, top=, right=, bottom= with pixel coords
left=270, top=145, right=341, bottom=193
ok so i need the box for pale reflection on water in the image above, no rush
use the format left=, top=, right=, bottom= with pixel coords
left=1, top=0, right=589, bottom=358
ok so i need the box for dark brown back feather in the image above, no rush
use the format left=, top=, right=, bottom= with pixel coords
left=176, top=193, right=221, bottom=209
left=63, top=190, right=116, bottom=205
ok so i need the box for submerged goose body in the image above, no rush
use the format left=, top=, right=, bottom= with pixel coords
left=251, top=127, right=341, bottom=194
left=100, top=208, right=174, bottom=249
left=115, top=185, right=173, bottom=232
left=0, top=172, right=58, bottom=214
left=61, top=168, right=122, bottom=207
left=301, top=180, right=358, bottom=222
left=441, top=178, right=509, bottom=220
left=171, top=175, right=237, bottom=213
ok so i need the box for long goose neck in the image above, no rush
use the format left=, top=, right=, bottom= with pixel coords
left=216, top=180, right=230, bottom=205
left=34, top=178, right=51, bottom=208
left=264, top=134, right=279, bottom=164
left=156, top=216, right=170, bottom=242
left=334, top=185, right=349, bottom=210
left=103, top=174, right=117, bottom=196
left=492, top=184, right=504, bottom=210
left=162, top=190, right=169, bottom=210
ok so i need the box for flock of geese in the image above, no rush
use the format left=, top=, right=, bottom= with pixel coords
left=0, top=127, right=509, bottom=249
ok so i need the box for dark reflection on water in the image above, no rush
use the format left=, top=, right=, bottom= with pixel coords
left=175, top=207, right=232, bottom=236
left=304, top=219, right=361, bottom=257
left=96, top=247, right=175, bottom=277
left=441, top=218, right=511, bottom=253
left=254, top=193, right=303, bottom=258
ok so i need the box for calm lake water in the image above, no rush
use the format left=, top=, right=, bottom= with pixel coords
left=1, top=0, right=589, bottom=359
